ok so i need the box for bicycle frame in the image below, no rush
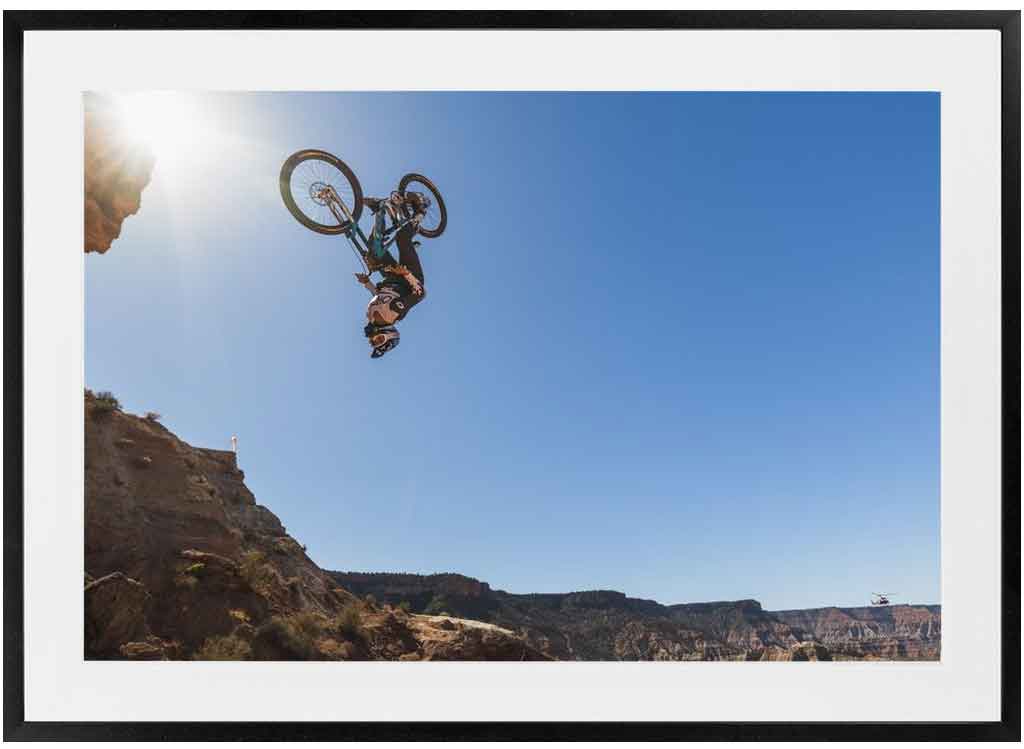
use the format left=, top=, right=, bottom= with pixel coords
left=319, top=186, right=417, bottom=272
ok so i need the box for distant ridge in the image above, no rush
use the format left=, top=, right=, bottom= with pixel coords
left=330, top=571, right=940, bottom=661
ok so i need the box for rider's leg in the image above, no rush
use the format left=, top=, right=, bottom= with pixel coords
left=369, top=206, right=388, bottom=262
left=395, top=225, right=425, bottom=286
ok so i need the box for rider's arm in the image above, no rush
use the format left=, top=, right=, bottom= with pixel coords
left=354, top=273, right=376, bottom=295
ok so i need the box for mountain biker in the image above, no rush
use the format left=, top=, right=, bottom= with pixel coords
left=353, top=194, right=428, bottom=358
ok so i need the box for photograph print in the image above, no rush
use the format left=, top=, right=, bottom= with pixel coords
left=84, top=89, right=941, bottom=663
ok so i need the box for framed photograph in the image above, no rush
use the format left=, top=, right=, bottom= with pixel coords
left=4, top=9, right=1019, bottom=742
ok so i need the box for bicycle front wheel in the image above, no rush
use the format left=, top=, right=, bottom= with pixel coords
left=280, top=149, right=364, bottom=235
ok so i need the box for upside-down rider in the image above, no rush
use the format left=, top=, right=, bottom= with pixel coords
left=353, top=193, right=429, bottom=358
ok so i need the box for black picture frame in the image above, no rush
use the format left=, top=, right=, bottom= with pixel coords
left=3, top=9, right=1020, bottom=742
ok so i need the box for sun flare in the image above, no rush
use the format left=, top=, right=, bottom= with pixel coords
left=114, top=92, right=219, bottom=172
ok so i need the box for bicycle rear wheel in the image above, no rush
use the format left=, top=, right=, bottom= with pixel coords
left=280, top=149, right=364, bottom=235
left=398, top=173, right=447, bottom=238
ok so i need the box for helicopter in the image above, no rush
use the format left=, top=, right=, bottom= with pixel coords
left=871, top=592, right=892, bottom=606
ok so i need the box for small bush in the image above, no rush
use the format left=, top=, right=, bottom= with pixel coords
left=397, top=600, right=412, bottom=614
left=424, top=594, right=449, bottom=616
left=91, top=391, right=121, bottom=418
left=238, top=550, right=275, bottom=593
left=364, top=594, right=377, bottom=608
left=256, top=616, right=318, bottom=660
left=195, top=634, right=252, bottom=661
left=144, top=411, right=162, bottom=421
left=292, top=611, right=325, bottom=641
left=183, top=562, right=205, bottom=577
left=337, top=605, right=364, bottom=641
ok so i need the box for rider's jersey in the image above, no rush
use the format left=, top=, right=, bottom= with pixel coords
left=375, top=277, right=419, bottom=322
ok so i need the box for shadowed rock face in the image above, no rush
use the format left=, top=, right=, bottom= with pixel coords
left=83, top=392, right=546, bottom=661
left=84, top=93, right=155, bottom=253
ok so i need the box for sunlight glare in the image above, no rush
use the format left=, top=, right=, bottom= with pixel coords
left=115, top=92, right=220, bottom=175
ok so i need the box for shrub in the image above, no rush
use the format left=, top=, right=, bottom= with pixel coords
left=238, top=550, right=275, bottom=593
left=336, top=605, right=364, bottom=641
left=195, top=634, right=252, bottom=661
left=91, top=391, right=121, bottom=418
left=397, top=601, right=412, bottom=614
left=292, top=611, right=325, bottom=641
left=256, top=616, right=318, bottom=660
left=183, top=562, right=205, bottom=577
left=144, top=411, right=162, bottom=421
left=364, top=594, right=377, bottom=609
left=424, top=595, right=449, bottom=616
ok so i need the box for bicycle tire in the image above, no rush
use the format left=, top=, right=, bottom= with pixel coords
left=280, top=149, right=364, bottom=235
left=398, top=173, right=447, bottom=239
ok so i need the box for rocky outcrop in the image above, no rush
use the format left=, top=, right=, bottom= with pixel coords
left=666, top=599, right=810, bottom=653
left=84, top=392, right=537, bottom=661
left=84, top=572, right=152, bottom=656
left=84, top=93, right=155, bottom=253
left=756, top=642, right=832, bottom=661
left=770, top=605, right=941, bottom=660
left=405, top=616, right=549, bottom=661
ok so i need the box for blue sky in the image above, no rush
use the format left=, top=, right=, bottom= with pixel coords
left=86, top=92, right=940, bottom=610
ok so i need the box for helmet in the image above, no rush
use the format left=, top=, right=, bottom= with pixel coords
left=366, top=286, right=407, bottom=326
left=365, top=324, right=400, bottom=358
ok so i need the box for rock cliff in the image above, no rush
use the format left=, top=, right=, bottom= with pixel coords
left=770, top=605, right=941, bottom=660
left=84, top=392, right=547, bottom=661
left=83, top=93, right=155, bottom=253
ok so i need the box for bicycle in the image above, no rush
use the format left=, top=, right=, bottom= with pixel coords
left=278, top=149, right=448, bottom=277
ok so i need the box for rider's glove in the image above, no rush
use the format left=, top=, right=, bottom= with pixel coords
left=354, top=272, right=376, bottom=294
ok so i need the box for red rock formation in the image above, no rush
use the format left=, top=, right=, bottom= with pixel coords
left=83, top=93, right=155, bottom=253
left=770, top=605, right=941, bottom=660
left=83, top=392, right=542, bottom=661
